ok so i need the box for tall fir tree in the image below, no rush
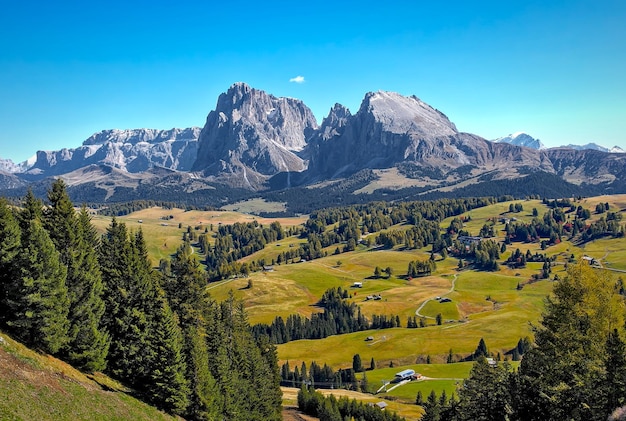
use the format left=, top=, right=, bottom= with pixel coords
left=204, top=293, right=282, bottom=420
left=99, top=219, right=192, bottom=414
left=99, top=219, right=152, bottom=385
left=164, top=242, right=221, bottom=420
left=146, top=292, right=190, bottom=415
left=454, top=357, right=512, bottom=421
left=0, top=198, right=21, bottom=326
left=7, top=190, right=70, bottom=353
left=603, top=329, right=626, bottom=415
left=43, top=180, right=109, bottom=371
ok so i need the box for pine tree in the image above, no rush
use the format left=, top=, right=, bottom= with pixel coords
left=44, top=181, right=109, bottom=372
left=99, top=218, right=147, bottom=383
left=0, top=199, right=21, bottom=326
left=514, top=262, right=626, bottom=420
left=352, top=354, right=363, bottom=373
left=9, top=192, right=70, bottom=354
left=146, top=294, right=190, bottom=415
left=205, top=294, right=282, bottom=420
left=604, top=329, right=626, bottom=414
left=64, top=207, right=110, bottom=372
left=473, top=338, right=488, bottom=360
left=455, top=358, right=512, bottom=421
left=100, top=219, right=195, bottom=415
left=164, top=243, right=221, bottom=419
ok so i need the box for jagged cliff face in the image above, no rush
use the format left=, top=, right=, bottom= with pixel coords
left=1, top=83, right=624, bottom=198
left=305, top=91, right=557, bottom=181
left=307, top=92, right=458, bottom=178
left=22, top=128, right=200, bottom=178
left=192, top=83, right=318, bottom=188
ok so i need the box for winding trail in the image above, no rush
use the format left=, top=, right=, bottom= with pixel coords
left=415, top=273, right=458, bottom=319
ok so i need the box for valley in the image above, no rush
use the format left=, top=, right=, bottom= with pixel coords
left=83, top=193, right=626, bottom=420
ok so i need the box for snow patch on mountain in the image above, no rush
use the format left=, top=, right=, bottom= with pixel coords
left=492, top=132, right=545, bottom=150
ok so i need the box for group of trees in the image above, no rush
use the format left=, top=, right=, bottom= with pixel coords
left=201, top=220, right=286, bottom=280
left=0, top=181, right=282, bottom=420
left=281, top=359, right=366, bottom=391
left=450, top=239, right=500, bottom=271
left=252, top=287, right=401, bottom=344
left=579, top=214, right=625, bottom=243
left=421, top=263, right=626, bottom=421
left=298, top=385, right=405, bottom=421
left=407, top=259, right=437, bottom=278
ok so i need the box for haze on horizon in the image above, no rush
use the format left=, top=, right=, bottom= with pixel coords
left=1, top=0, right=625, bottom=163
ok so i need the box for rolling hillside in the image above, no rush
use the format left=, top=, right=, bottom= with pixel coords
left=0, top=331, right=178, bottom=421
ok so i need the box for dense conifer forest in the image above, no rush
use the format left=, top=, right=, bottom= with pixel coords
left=0, top=180, right=282, bottom=420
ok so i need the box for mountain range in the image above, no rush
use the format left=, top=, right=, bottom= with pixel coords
left=1, top=83, right=625, bottom=211
left=493, top=132, right=624, bottom=154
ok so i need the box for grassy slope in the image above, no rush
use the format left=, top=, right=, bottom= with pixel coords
left=84, top=197, right=625, bottom=420
left=91, top=207, right=307, bottom=266
left=204, top=198, right=624, bottom=368
left=0, top=331, right=177, bottom=421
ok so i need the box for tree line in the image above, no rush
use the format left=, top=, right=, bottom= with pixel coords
left=297, top=385, right=406, bottom=421
left=252, top=287, right=401, bottom=344
left=0, top=180, right=282, bottom=420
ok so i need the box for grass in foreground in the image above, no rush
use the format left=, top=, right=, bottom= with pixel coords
left=0, top=331, right=177, bottom=421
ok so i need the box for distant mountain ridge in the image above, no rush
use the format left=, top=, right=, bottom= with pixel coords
left=560, top=143, right=625, bottom=154
left=13, top=127, right=201, bottom=179
left=0, top=83, right=625, bottom=208
left=492, top=133, right=624, bottom=154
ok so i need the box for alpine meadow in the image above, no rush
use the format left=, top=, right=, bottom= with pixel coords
left=2, top=169, right=626, bottom=419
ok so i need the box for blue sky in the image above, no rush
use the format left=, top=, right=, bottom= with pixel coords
left=1, top=0, right=625, bottom=162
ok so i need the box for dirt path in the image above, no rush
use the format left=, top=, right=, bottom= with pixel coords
left=415, top=273, right=458, bottom=319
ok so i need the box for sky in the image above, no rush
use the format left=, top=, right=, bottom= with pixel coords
left=1, top=0, right=625, bottom=162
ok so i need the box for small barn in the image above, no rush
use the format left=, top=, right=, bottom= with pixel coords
left=375, top=402, right=388, bottom=410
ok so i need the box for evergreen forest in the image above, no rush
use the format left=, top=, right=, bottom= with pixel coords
left=0, top=180, right=282, bottom=420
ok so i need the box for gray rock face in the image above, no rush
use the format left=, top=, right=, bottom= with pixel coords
left=0, top=170, right=27, bottom=190
left=192, top=82, right=318, bottom=188
left=23, top=127, right=200, bottom=178
left=545, top=148, right=626, bottom=184
left=3, top=83, right=625, bottom=197
left=493, top=132, right=545, bottom=150
left=306, top=90, right=539, bottom=179
left=0, top=158, right=21, bottom=173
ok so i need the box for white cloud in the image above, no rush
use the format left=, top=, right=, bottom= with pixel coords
left=289, top=75, right=305, bottom=84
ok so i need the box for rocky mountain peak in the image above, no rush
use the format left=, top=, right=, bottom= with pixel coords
left=192, top=83, right=319, bottom=187
left=359, top=91, right=458, bottom=136
left=20, top=127, right=200, bottom=178
left=561, top=142, right=626, bottom=154
left=316, top=103, right=352, bottom=141
left=493, top=132, right=545, bottom=150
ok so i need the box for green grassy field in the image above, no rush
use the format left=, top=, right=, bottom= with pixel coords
left=83, top=196, right=626, bottom=419
left=203, top=195, right=624, bottom=370
left=91, top=206, right=307, bottom=266
left=364, top=361, right=520, bottom=402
